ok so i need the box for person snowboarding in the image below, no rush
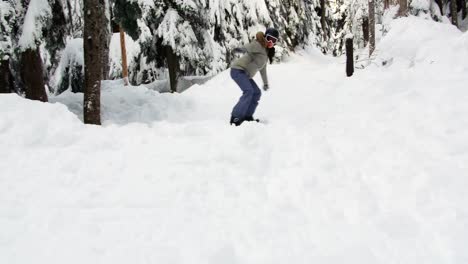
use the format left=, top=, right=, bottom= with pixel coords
left=229, top=28, right=279, bottom=126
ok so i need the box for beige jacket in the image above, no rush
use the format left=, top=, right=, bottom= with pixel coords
left=230, top=32, right=269, bottom=86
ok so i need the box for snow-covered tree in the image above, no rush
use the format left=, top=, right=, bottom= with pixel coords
left=53, top=38, right=84, bottom=94
left=409, top=0, right=445, bottom=21
left=42, top=0, right=68, bottom=88
left=121, top=0, right=336, bottom=85
left=0, top=0, right=15, bottom=93
left=368, top=0, right=375, bottom=56
left=17, top=0, right=52, bottom=102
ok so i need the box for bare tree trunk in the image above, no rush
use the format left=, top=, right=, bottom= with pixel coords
left=398, top=0, right=408, bottom=16
left=83, top=0, right=104, bottom=125
left=346, top=38, right=354, bottom=77
left=166, top=46, right=179, bottom=93
left=384, top=0, right=390, bottom=9
left=451, top=0, right=459, bottom=27
left=101, top=4, right=111, bottom=80
left=362, top=17, right=369, bottom=45
left=462, top=0, right=467, bottom=19
left=320, top=0, right=326, bottom=38
left=66, top=0, right=74, bottom=35
left=20, top=48, right=48, bottom=102
left=120, top=27, right=129, bottom=86
left=0, top=59, right=14, bottom=93
left=369, top=0, right=376, bottom=56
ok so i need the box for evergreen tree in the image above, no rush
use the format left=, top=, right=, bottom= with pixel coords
left=17, top=0, right=52, bottom=102
left=368, top=0, right=375, bottom=56
left=0, top=0, right=15, bottom=93
left=42, top=0, right=68, bottom=88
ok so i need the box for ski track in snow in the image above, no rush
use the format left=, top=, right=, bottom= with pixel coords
left=2, top=18, right=468, bottom=264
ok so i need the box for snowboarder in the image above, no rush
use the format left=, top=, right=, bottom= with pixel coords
left=229, top=28, right=279, bottom=126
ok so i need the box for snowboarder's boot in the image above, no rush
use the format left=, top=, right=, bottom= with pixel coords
left=230, top=116, right=244, bottom=126
left=244, top=116, right=260, bottom=122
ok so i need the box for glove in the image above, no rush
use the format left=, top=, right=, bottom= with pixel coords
left=263, top=84, right=269, bottom=91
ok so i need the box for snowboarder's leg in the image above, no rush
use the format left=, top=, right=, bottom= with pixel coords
left=231, top=69, right=255, bottom=124
left=245, top=79, right=262, bottom=118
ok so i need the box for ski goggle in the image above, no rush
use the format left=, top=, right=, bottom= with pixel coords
left=266, top=34, right=278, bottom=44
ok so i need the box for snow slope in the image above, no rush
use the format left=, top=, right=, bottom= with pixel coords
left=1, top=17, right=468, bottom=264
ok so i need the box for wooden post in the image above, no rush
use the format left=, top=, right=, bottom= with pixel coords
left=346, top=37, right=354, bottom=77
left=120, top=26, right=129, bottom=86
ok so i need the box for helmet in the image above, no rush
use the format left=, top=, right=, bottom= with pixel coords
left=265, top=28, right=279, bottom=39
left=265, top=28, right=279, bottom=48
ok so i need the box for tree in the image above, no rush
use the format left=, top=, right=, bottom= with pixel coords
left=320, top=0, right=327, bottom=38
left=369, top=0, right=375, bottom=56
left=463, top=0, right=467, bottom=19
left=451, top=0, right=458, bottom=27
left=20, top=49, right=48, bottom=101
left=18, top=0, right=52, bottom=102
left=101, top=1, right=111, bottom=80
left=0, top=0, right=15, bottom=93
left=83, top=0, right=106, bottom=124
left=462, top=0, right=467, bottom=19
left=398, top=0, right=408, bottom=16
left=43, top=0, right=68, bottom=88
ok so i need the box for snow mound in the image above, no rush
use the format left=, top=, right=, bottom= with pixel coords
left=377, top=17, right=468, bottom=70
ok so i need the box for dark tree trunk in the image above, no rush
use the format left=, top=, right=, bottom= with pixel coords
left=435, top=0, right=444, bottom=15
left=451, top=0, right=459, bottom=27
left=462, top=0, right=467, bottom=19
left=0, top=59, right=14, bottom=93
left=66, top=0, right=74, bottom=35
left=369, top=0, right=376, bottom=56
left=20, top=48, right=48, bottom=102
left=346, top=38, right=354, bottom=77
left=83, top=0, right=104, bottom=125
left=362, top=17, right=369, bottom=44
left=384, top=0, right=390, bottom=9
left=100, top=5, right=111, bottom=80
left=166, top=46, right=179, bottom=93
left=320, top=0, right=326, bottom=38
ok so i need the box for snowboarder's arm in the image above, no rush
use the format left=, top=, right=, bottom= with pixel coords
left=232, top=47, right=247, bottom=54
left=260, top=65, right=268, bottom=86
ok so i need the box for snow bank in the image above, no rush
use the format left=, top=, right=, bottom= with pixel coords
left=377, top=17, right=468, bottom=70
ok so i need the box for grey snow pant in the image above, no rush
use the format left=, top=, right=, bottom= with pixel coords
left=230, top=68, right=262, bottom=119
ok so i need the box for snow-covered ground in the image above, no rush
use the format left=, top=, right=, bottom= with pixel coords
left=1, top=17, right=468, bottom=264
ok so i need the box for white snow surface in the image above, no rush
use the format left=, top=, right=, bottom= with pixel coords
left=1, top=17, right=468, bottom=264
